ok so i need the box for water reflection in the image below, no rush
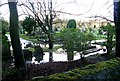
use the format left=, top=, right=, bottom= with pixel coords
left=28, top=45, right=107, bottom=64
left=29, top=52, right=68, bottom=64
left=6, top=34, right=107, bottom=64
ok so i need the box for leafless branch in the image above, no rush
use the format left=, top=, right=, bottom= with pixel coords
left=0, top=3, right=8, bottom=7
left=18, top=13, right=33, bottom=18
left=89, top=15, right=114, bottom=23
left=53, top=10, right=87, bottom=16
left=52, top=0, right=94, bottom=16
left=18, top=4, right=33, bottom=13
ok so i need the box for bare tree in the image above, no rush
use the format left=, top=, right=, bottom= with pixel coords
left=89, top=15, right=114, bottom=23
left=18, top=0, right=55, bottom=61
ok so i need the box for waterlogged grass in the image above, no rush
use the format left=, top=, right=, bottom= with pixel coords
left=20, top=34, right=37, bottom=42
left=19, top=32, right=107, bottom=41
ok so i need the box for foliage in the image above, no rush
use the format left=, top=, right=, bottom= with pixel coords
left=54, top=28, right=76, bottom=61
left=99, top=23, right=115, bottom=55
left=2, top=68, right=26, bottom=81
left=99, top=23, right=115, bottom=39
left=67, top=19, right=76, bottom=29
left=20, top=34, right=48, bottom=43
left=1, top=19, right=10, bottom=58
left=1, top=19, right=9, bottom=35
left=20, top=34, right=37, bottom=42
left=2, top=35, right=11, bottom=58
left=88, top=27, right=106, bottom=40
left=54, top=28, right=96, bottom=61
left=32, top=57, right=120, bottom=81
left=22, top=16, right=37, bottom=35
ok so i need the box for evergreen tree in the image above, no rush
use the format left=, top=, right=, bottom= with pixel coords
left=22, top=16, right=36, bottom=35
left=67, top=19, right=76, bottom=29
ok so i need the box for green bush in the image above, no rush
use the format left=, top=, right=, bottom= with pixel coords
left=32, top=57, right=120, bottom=81
left=2, top=35, right=11, bottom=58
left=99, top=23, right=115, bottom=55
left=21, top=16, right=37, bottom=35
left=2, top=68, right=26, bottom=81
left=67, top=19, right=76, bottom=29
left=54, top=28, right=96, bottom=61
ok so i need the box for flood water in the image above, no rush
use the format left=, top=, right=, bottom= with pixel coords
left=29, top=45, right=107, bottom=64
left=6, top=34, right=107, bottom=64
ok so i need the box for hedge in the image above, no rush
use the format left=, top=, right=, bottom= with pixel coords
left=32, top=57, right=120, bottom=81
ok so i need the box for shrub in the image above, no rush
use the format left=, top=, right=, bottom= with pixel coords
left=67, top=19, right=76, bottom=29
left=54, top=28, right=96, bottom=61
left=2, top=68, right=26, bottom=81
left=2, top=35, right=11, bottom=58
left=99, top=23, right=115, bottom=56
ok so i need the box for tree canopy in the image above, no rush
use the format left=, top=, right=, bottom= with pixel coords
left=22, top=16, right=36, bottom=35
left=67, top=19, right=76, bottom=29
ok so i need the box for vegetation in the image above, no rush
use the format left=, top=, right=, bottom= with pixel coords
left=67, top=19, right=76, bottom=29
left=99, top=23, right=115, bottom=56
left=1, top=18, right=11, bottom=58
left=2, top=1, right=120, bottom=81
left=20, top=34, right=37, bottom=42
left=1, top=19, right=9, bottom=35
left=54, top=28, right=96, bottom=61
left=2, top=54, right=109, bottom=81
left=21, top=16, right=37, bottom=35
left=2, top=35, right=11, bottom=58
left=32, top=57, right=120, bottom=81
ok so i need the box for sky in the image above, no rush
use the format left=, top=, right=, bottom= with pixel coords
left=0, top=0, right=114, bottom=21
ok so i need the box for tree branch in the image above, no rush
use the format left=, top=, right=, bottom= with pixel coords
left=0, top=3, right=8, bottom=7
left=90, top=15, right=114, bottom=23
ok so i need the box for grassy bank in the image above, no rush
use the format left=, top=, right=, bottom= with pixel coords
left=32, top=57, right=120, bottom=81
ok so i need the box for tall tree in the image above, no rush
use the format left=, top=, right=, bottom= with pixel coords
left=114, top=0, right=120, bottom=57
left=19, top=0, right=54, bottom=62
left=22, top=16, right=36, bottom=35
left=8, top=0, right=26, bottom=69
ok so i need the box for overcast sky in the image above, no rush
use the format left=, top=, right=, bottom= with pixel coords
left=0, top=0, right=114, bottom=21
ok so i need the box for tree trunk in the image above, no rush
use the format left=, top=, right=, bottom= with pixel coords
left=8, top=1, right=26, bottom=69
left=67, top=52, right=74, bottom=61
left=106, top=32, right=112, bottom=56
left=48, top=1, right=53, bottom=62
left=114, top=1, right=120, bottom=57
